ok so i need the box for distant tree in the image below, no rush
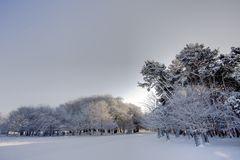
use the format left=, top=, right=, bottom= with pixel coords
left=3, top=96, right=142, bottom=136
left=7, top=107, right=32, bottom=134
left=0, top=113, right=6, bottom=134
left=88, top=101, right=117, bottom=134
left=5, top=106, right=61, bottom=136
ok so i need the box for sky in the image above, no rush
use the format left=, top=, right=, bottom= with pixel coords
left=0, top=0, right=240, bottom=113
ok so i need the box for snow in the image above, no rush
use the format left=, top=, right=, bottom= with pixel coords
left=0, top=133, right=240, bottom=160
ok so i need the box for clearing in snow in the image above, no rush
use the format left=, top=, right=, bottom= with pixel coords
left=0, top=133, right=239, bottom=160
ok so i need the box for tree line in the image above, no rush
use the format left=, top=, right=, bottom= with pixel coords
left=139, top=44, right=240, bottom=146
left=0, top=95, right=143, bottom=136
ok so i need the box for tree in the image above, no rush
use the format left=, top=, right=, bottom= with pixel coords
left=138, top=60, right=174, bottom=104
left=88, top=101, right=117, bottom=134
left=167, top=86, right=215, bottom=145
left=140, top=44, right=240, bottom=104
left=0, top=113, right=7, bottom=134
left=2, top=95, right=143, bottom=136
left=225, top=92, right=240, bottom=118
left=139, top=43, right=240, bottom=146
left=7, top=107, right=32, bottom=134
left=32, top=106, right=61, bottom=136
left=175, top=43, right=218, bottom=86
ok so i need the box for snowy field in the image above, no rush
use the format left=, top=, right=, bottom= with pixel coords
left=0, top=133, right=240, bottom=160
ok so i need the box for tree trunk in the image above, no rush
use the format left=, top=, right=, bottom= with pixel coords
left=175, top=129, right=180, bottom=138
left=236, top=128, right=240, bottom=137
left=201, top=133, right=209, bottom=144
left=193, top=133, right=202, bottom=147
left=157, top=128, right=161, bottom=138
left=161, top=130, right=165, bottom=137
left=186, top=130, right=191, bottom=139
left=166, top=131, right=170, bottom=140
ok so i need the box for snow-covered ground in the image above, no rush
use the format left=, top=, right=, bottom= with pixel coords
left=0, top=133, right=239, bottom=160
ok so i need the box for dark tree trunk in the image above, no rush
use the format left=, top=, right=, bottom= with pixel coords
left=201, top=133, right=209, bottom=144
left=166, top=131, right=170, bottom=140
left=157, top=128, right=161, bottom=138
left=193, top=133, right=202, bottom=147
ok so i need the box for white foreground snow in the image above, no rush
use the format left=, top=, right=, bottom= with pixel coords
left=0, top=133, right=239, bottom=160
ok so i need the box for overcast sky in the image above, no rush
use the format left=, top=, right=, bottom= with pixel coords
left=0, top=0, right=240, bottom=113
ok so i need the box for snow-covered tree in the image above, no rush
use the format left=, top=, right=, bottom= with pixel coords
left=138, top=60, right=174, bottom=104
left=0, top=95, right=142, bottom=136
left=225, top=92, right=240, bottom=118
left=6, top=107, right=32, bottom=134
left=139, top=43, right=240, bottom=146
left=175, top=43, right=218, bottom=86
left=0, top=113, right=6, bottom=134
left=32, top=106, right=61, bottom=136
left=140, top=44, right=240, bottom=100
left=5, top=106, right=61, bottom=136
left=166, top=86, right=215, bottom=145
left=3, top=96, right=142, bottom=136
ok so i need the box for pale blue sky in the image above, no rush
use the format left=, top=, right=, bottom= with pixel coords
left=0, top=0, right=240, bottom=113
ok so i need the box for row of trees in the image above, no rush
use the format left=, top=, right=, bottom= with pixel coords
left=0, top=95, right=142, bottom=136
left=139, top=44, right=240, bottom=146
